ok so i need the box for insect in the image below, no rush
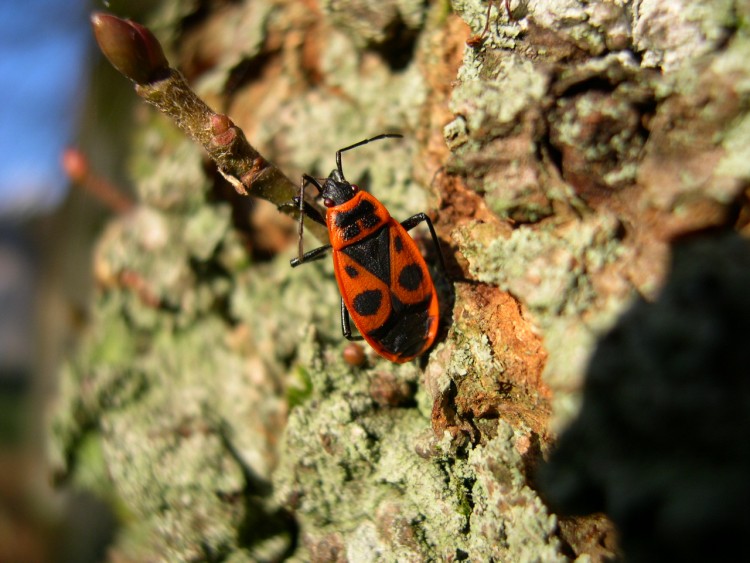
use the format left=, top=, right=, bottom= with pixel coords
left=289, top=134, right=444, bottom=363
left=466, top=0, right=514, bottom=47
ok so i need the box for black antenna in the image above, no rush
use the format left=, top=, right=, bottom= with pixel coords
left=335, top=133, right=403, bottom=179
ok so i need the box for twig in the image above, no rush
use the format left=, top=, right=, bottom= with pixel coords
left=90, top=12, right=329, bottom=242
left=61, top=147, right=134, bottom=214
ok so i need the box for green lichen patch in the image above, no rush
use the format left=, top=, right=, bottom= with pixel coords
left=464, top=424, right=563, bottom=561
left=131, top=132, right=210, bottom=212
left=634, top=0, right=736, bottom=71
left=49, top=122, right=294, bottom=559
left=274, top=348, right=564, bottom=560
left=50, top=303, right=291, bottom=559
left=321, top=0, right=427, bottom=47
left=454, top=215, right=625, bottom=319
left=450, top=54, right=548, bottom=142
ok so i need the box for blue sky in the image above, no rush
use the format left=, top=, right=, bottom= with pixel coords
left=0, top=0, right=90, bottom=218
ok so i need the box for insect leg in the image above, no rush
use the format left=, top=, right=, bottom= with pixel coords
left=400, top=213, right=446, bottom=272
left=340, top=299, right=363, bottom=341
left=467, top=0, right=514, bottom=47
left=286, top=198, right=326, bottom=225
left=296, top=174, right=326, bottom=262
left=278, top=198, right=326, bottom=224
left=290, top=244, right=332, bottom=268
left=467, top=0, right=494, bottom=46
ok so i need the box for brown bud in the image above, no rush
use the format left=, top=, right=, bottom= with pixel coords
left=210, top=114, right=234, bottom=135
left=90, top=12, right=169, bottom=85
left=61, top=147, right=89, bottom=183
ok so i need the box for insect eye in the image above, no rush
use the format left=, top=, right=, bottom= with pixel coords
left=323, top=197, right=335, bottom=207
left=351, top=184, right=359, bottom=194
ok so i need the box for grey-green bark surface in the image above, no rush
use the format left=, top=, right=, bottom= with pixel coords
left=50, top=0, right=750, bottom=560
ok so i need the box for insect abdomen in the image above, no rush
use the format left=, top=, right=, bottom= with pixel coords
left=333, top=218, right=438, bottom=363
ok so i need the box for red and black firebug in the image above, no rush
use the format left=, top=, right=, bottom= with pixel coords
left=288, top=134, right=444, bottom=363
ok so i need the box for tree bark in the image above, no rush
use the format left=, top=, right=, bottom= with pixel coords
left=50, top=0, right=750, bottom=560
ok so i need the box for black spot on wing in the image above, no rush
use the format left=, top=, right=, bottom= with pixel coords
left=344, top=265, right=359, bottom=278
left=342, top=223, right=361, bottom=240
left=341, top=227, right=391, bottom=284
left=353, top=289, right=383, bottom=316
left=334, top=199, right=375, bottom=228
left=394, top=235, right=403, bottom=253
left=398, top=263, right=423, bottom=291
left=334, top=199, right=381, bottom=241
left=362, top=213, right=381, bottom=229
left=367, top=293, right=434, bottom=359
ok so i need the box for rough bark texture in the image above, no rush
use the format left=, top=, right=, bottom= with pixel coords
left=50, top=0, right=750, bottom=561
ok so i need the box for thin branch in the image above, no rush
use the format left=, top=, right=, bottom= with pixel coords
left=90, top=12, right=329, bottom=242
